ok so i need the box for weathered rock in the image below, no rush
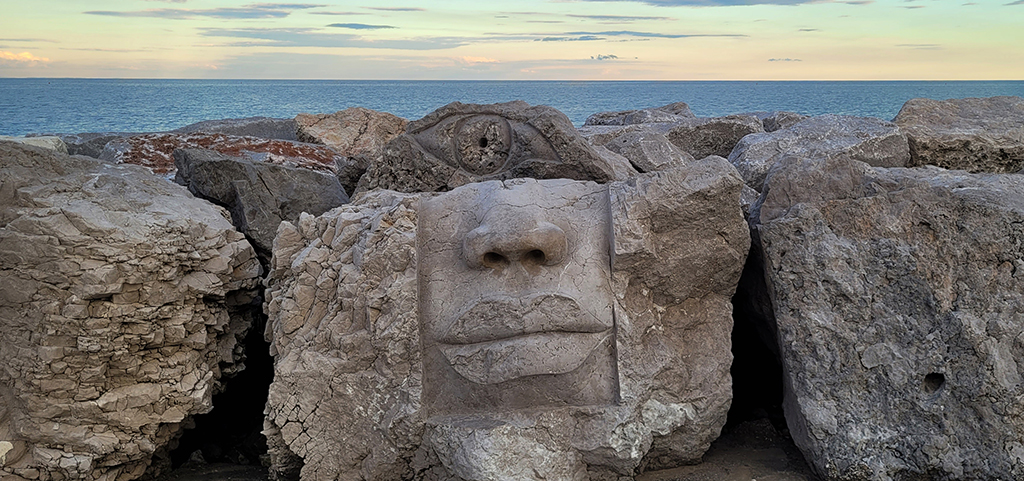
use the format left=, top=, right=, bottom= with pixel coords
left=583, top=102, right=695, bottom=126
left=263, top=157, right=749, bottom=480
left=599, top=128, right=695, bottom=173
left=296, top=108, right=408, bottom=193
left=894, top=96, right=1024, bottom=173
left=729, top=114, right=910, bottom=190
left=357, top=101, right=636, bottom=193
left=174, top=148, right=349, bottom=257
left=98, top=133, right=347, bottom=179
left=664, top=115, right=765, bottom=160
left=51, top=133, right=132, bottom=158
left=753, top=155, right=1024, bottom=480
left=172, top=117, right=299, bottom=141
left=0, top=135, right=68, bottom=154
left=0, top=141, right=262, bottom=481
left=743, top=111, right=809, bottom=132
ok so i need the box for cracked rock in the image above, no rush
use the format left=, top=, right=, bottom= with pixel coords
left=0, top=141, right=262, bottom=481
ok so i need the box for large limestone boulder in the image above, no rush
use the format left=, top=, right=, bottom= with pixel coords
left=98, top=133, right=347, bottom=180
left=0, top=142, right=262, bottom=480
left=174, top=148, right=350, bottom=258
left=0, top=135, right=68, bottom=154
left=263, top=157, right=749, bottom=480
left=593, top=128, right=694, bottom=173
left=356, top=101, right=636, bottom=194
left=664, top=115, right=765, bottom=160
left=742, top=111, right=809, bottom=132
left=753, top=155, right=1024, bottom=480
left=730, top=114, right=910, bottom=190
left=894, top=96, right=1024, bottom=173
left=582, top=102, right=695, bottom=126
left=295, top=108, right=408, bottom=193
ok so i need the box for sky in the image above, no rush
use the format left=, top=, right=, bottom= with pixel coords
left=1, top=0, right=1021, bottom=80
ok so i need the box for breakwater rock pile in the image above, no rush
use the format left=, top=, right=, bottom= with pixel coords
left=1, top=97, right=1023, bottom=481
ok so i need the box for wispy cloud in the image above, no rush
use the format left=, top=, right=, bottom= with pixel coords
left=0, top=38, right=58, bottom=43
left=798, top=28, right=819, bottom=31
left=199, top=27, right=466, bottom=50
left=328, top=23, right=396, bottom=30
left=896, top=43, right=942, bottom=49
left=362, top=6, right=425, bottom=11
left=0, top=51, right=51, bottom=64
left=592, top=54, right=619, bottom=60
left=576, top=0, right=848, bottom=6
left=527, top=20, right=566, bottom=23
left=309, top=11, right=370, bottom=15
left=539, top=35, right=606, bottom=41
left=564, top=30, right=746, bottom=38
left=768, top=58, right=802, bottom=61
left=85, top=3, right=324, bottom=20
left=566, top=14, right=674, bottom=21
left=1007, top=0, right=1024, bottom=5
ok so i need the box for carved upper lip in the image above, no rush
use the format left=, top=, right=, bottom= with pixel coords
left=438, top=293, right=612, bottom=345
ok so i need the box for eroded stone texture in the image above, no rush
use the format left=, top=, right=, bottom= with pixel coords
left=0, top=142, right=261, bottom=481
left=597, top=128, right=695, bottom=173
left=742, top=111, right=809, bottom=132
left=296, top=108, right=409, bottom=193
left=894, top=96, right=1024, bottom=173
left=174, top=148, right=349, bottom=258
left=753, top=155, right=1024, bottom=480
left=356, top=101, right=635, bottom=194
left=172, top=117, right=299, bottom=141
left=0, top=135, right=68, bottom=154
left=264, top=157, right=749, bottom=480
left=583, top=102, right=696, bottom=126
left=99, top=133, right=346, bottom=178
left=664, top=115, right=765, bottom=160
left=729, top=114, right=910, bottom=190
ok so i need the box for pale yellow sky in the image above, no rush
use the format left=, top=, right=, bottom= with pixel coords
left=1, top=0, right=1021, bottom=80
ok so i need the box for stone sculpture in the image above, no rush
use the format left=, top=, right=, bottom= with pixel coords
left=355, top=101, right=635, bottom=194
left=263, top=157, right=749, bottom=480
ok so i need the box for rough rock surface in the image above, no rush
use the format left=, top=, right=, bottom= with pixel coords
left=729, top=114, right=910, bottom=190
left=583, top=102, right=696, bottom=126
left=99, top=133, right=346, bottom=178
left=0, top=136, right=68, bottom=154
left=263, top=157, right=749, bottom=480
left=357, top=101, right=636, bottom=193
left=664, top=115, right=765, bottom=160
left=598, top=128, right=695, bottom=173
left=894, top=96, right=1024, bottom=173
left=743, top=111, right=809, bottom=133
left=295, top=108, right=409, bottom=193
left=0, top=142, right=262, bottom=481
left=753, top=155, right=1024, bottom=480
left=172, top=117, right=299, bottom=141
left=174, top=148, right=349, bottom=257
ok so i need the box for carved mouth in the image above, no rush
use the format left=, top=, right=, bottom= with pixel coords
left=437, top=294, right=613, bottom=385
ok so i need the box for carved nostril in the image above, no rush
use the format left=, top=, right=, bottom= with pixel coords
left=523, top=249, right=546, bottom=265
left=482, top=251, right=508, bottom=267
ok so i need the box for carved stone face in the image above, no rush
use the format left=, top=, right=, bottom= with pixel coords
left=418, top=178, right=618, bottom=415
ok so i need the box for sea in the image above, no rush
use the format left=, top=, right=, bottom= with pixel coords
left=1, top=78, right=1023, bottom=137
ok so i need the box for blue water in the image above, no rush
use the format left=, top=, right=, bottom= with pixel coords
left=1, top=79, right=1022, bottom=136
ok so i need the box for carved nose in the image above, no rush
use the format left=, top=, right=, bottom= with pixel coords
left=464, top=216, right=567, bottom=270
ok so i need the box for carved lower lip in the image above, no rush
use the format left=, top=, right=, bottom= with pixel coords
left=438, top=331, right=611, bottom=385
left=438, top=293, right=612, bottom=345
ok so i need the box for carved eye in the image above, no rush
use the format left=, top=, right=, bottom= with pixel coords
left=455, top=115, right=512, bottom=175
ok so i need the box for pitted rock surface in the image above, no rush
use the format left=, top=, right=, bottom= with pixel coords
left=172, top=117, right=299, bottom=141
left=583, top=102, right=696, bottom=126
left=894, top=96, right=1024, bottom=173
left=664, top=115, right=765, bottom=160
left=729, top=114, right=910, bottom=190
left=753, top=155, right=1024, bottom=480
left=296, top=108, right=409, bottom=193
left=263, top=157, right=749, bottom=480
left=356, top=101, right=635, bottom=194
left=99, top=133, right=345, bottom=178
left=0, top=142, right=262, bottom=481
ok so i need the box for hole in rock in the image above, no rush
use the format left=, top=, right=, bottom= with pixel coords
left=479, top=137, right=488, bottom=148
left=524, top=249, right=546, bottom=265
left=483, top=251, right=508, bottom=266
left=169, top=305, right=274, bottom=469
left=922, top=372, right=945, bottom=394
left=726, top=242, right=785, bottom=432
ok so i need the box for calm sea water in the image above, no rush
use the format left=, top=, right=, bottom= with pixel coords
left=1, top=79, right=1022, bottom=136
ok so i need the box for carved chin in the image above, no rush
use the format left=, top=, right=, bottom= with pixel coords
left=438, top=331, right=611, bottom=385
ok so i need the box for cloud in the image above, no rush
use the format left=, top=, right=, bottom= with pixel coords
left=566, top=14, right=674, bottom=21
left=539, top=36, right=606, bottom=41
left=199, top=27, right=466, bottom=50
left=85, top=3, right=324, bottom=20
left=768, top=58, right=801, bottom=61
left=0, top=51, right=51, bottom=64
left=798, top=28, right=819, bottom=31
left=328, top=23, right=396, bottom=30
left=457, top=56, right=499, bottom=64
left=0, top=38, right=58, bottom=43
left=896, top=43, right=942, bottom=49
left=591, top=54, right=619, bottom=60
left=527, top=20, right=566, bottom=23
left=362, top=7, right=425, bottom=11
left=564, top=30, right=746, bottom=38
left=310, top=11, right=370, bottom=15
left=1007, top=0, right=1024, bottom=4
left=575, top=0, right=847, bottom=6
